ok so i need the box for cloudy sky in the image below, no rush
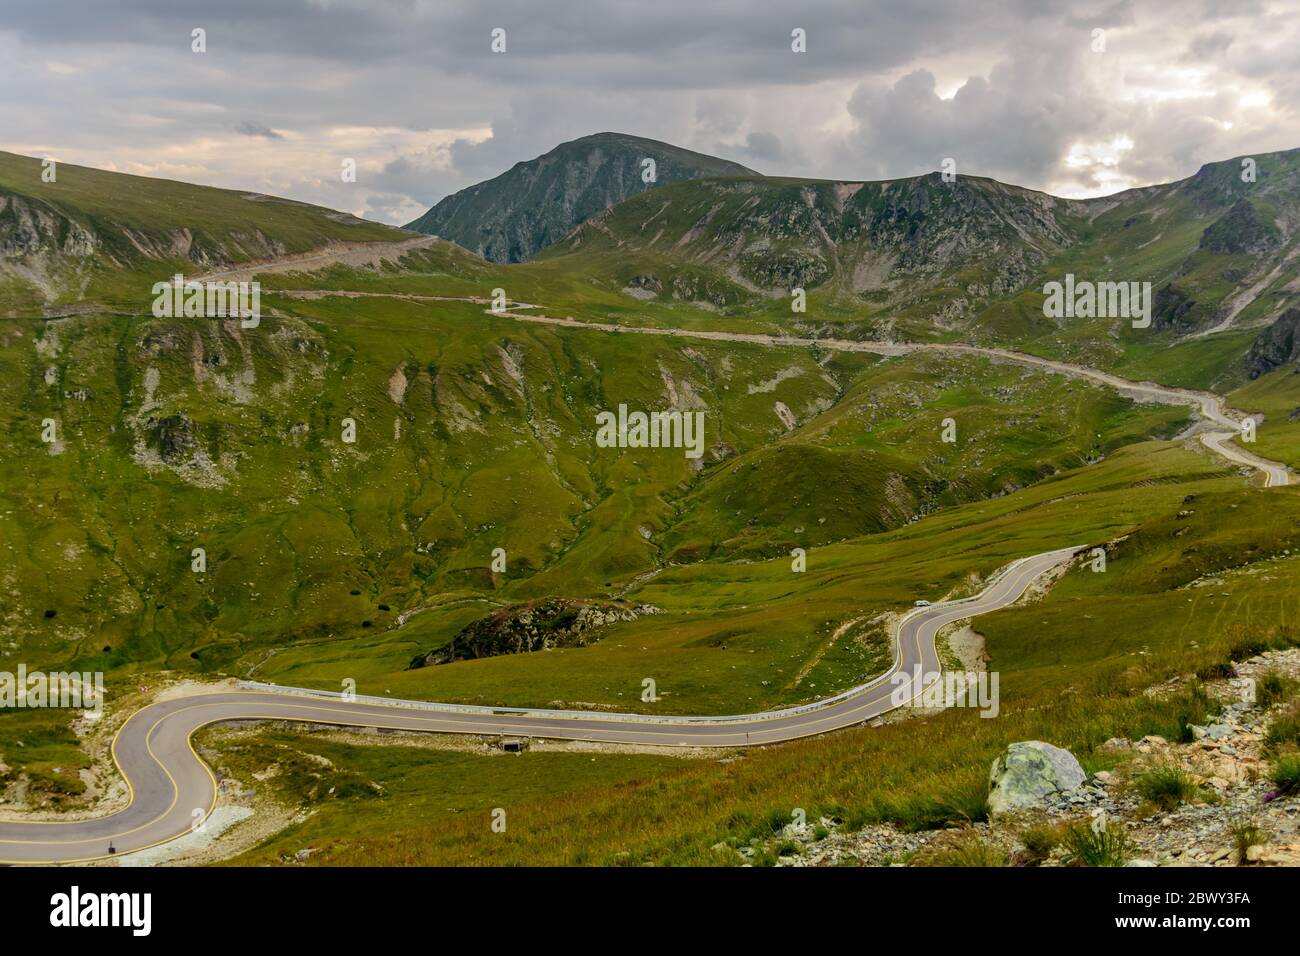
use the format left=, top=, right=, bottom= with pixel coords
left=2, top=0, right=1298, bottom=224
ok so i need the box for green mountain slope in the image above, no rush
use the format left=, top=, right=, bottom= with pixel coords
left=0, top=150, right=401, bottom=309
left=536, top=148, right=1300, bottom=387
left=404, top=132, right=757, bottom=263
left=1027, top=149, right=1300, bottom=378
left=543, top=172, right=1086, bottom=333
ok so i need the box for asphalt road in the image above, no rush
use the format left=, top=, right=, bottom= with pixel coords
left=1200, top=430, right=1291, bottom=487
left=0, top=546, right=1078, bottom=864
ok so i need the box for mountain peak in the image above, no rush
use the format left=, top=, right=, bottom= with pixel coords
left=404, top=133, right=756, bottom=262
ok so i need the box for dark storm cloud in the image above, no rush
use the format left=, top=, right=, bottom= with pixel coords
left=2, top=0, right=1298, bottom=221
left=1, top=0, right=1034, bottom=82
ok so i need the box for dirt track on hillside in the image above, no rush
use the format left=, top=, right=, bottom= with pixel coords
left=257, top=281, right=1295, bottom=487
left=195, top=235, right=439, bottom=283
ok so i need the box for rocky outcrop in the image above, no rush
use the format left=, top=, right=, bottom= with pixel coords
left=1150, top=283, right=1198, bottom=333
left=0, top=191, right=245, bottom=270
left=1244, top=308, right=1300, bottom=379
left=740, top=248, right=830, bottom=289
left=0, top=194, right=100, bottom=259
left=1200, top=198, right=1281, bottom=256
left=408, top=598, right=659, bottom=667
left=669, top=271, right=741, bottom=306
left=144, top=413, right=198, bottom=463
left=987, top=740, right=1086, bottom=816
left=625, top=274, right=662, bottom=295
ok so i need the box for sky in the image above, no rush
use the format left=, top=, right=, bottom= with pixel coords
left=2, top=0, right=1298, bottom=225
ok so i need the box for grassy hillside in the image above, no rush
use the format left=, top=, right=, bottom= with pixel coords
left=0, top=150, right=400, bottom=309
left=214, top=445, right=1300, bottom=865
left=1229, top=365, right=1300, bottom=466
left=0, top=287, right=1185, bottom=692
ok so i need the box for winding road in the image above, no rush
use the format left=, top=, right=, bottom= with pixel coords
left=3, top=284, right=1292, bottom=863
left=0, top=546, right=1078, bottom=864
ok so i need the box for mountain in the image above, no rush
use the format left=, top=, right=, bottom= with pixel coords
left=404, top=132, right=757, bottom=263
left=1062, top=149, right=1300, bottom=340
left=0, top=148, right=1185, bottom=696
left=0, top=150, right=400, bottom=308
left=545, top=172, right=1086, bottom=321
left=539, top=147, right=1300, bottom=357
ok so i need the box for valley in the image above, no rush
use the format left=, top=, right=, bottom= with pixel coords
left=3, top=140, right=1300, bottom=868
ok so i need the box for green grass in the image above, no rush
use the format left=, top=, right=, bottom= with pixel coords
left=182, top=442, right=1300, bottom=862
left=1113, top=330, right=1258, bottom=392
left=216, top=668, right=1220, bottom=865
left=1266, top=702, right=1300, bottom=753
left=0, top=285, right=1202, bottom=715
left=1017, top=822, right=1065, bottom=865
left=1257, top=670, right=1296, bottom=708
left=1063, top=820, right=1133, bottom=867
left=1134, top=764, right=1200, bottom=811
left=200, top=548, right=1282, bottom=867
left=0, top=708, right=90, bottom=804
left=0, top=415, right=1264, bottom=789
left=1229, top=814, right=1268, bottom=865
left=1272, top=752, right=1300, bottom=795
left=1230, top=367, right=1300, bottom=469
left=913, top=831, right=1008, bottom=867
left=205, top=728, right=683, bottom=866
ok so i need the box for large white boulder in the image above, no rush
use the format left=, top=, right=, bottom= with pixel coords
left=988, top=740, right=1086, bottom=816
